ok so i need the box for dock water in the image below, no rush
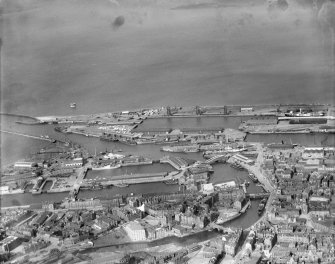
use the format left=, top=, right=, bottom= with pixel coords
left=2, top=114, right=335, bottom=229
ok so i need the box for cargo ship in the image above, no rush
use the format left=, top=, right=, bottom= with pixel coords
left=120, top=156, right=153, bottom=166
left=114, top=183, right=129, bottom=188
left=203, top=147, right=247, bottom=156
left=91, top=164, right=121, bottom=170
left=199, top=143, right=228, bottom=151
left=100, top=135, right=118, bottom=142
left=118, top=139, right=137, bottom=146
left=136, top=139, right=156, bottom=144
left=100, top=135, right=137, bottom=145
left=161, top=144, right=200, bottom=153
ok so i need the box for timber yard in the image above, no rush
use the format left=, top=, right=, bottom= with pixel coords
left=1, top=104, right=335, bottom=264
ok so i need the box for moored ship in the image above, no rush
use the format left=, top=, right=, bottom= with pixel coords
left=120, top=155, right=153, bottom=166
left=91, top=164, right=121, bottom=170
left=267, top=142, right=297, bottom=149
left=230, top=162, right=244, bottom=170
left=114, top=183, right=129, bottom=188
left=164, top=179, right=178, bottom=185
left=136, top=139, right=156, bottom=144
left=161, top=144, right=200, bottom=153
left=203, top=147, right=247, bottom=156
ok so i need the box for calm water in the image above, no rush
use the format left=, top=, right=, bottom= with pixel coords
left=2, top=110, right=333, bottom=236
left=134, top=116, right=247, bottom=131
left=86, top=163, right=174, bottom=179
left=247, top=133, right=335, bottom=146
left=2, top=0, right=334, bottom=116
left=0, top=115, right=279, bottom=230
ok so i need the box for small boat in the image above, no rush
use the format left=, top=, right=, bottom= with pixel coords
left=258, top=203, right=265, bottom=215
left=114, top=183, right=129, bottom=188
left=70, top=102, right=76, bottom=108
left=92, top=185, right=103, bottom=190
left=230, top=162, right=244, bottom=170
left=248, top=173, right=258, bottom=183
left=260, top=198, right=268, bottom=204
left=164, top=179, right=178, bottom=185
left=91, top=164, right=121, bottom=170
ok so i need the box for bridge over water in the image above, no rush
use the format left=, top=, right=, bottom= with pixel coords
left=160, top=156, right=188, bottom=170
left=204, top=155, right=226, bottom=164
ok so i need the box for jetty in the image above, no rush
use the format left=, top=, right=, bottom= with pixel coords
left=82, top=172, right=175, bottom=187
left=240, top=200, right=251, bottom=213
left=0, top=130, right=54, bottom=142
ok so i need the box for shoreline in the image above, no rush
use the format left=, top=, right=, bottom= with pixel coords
left=32, top=103, right=331, bottom=122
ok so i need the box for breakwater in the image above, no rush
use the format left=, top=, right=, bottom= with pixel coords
left=0, top=130, right=54, bottom=142
left=0, top=113, right=39, bottom=121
